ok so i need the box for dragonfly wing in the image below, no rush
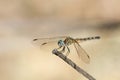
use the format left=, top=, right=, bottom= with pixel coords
left=32, top=36, right=67, bottom=46
left=73, top=41, right=90, bottom=63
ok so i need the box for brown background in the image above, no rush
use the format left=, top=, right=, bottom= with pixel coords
left=0, top=0, right=120, bottom=80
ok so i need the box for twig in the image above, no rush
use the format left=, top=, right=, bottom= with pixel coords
left=52, top=49, right=96, bottom=80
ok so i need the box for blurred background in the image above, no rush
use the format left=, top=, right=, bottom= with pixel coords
left=0, top=0, right=120, bottom=80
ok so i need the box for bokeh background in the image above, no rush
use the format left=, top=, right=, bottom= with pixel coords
left=0, top=0, right=120, bottom=80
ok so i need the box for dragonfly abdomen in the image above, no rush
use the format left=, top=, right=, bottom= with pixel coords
left=76, top=36, right=100, bottom=42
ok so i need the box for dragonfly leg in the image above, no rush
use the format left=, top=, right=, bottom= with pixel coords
left=57, top=46, right=62, bottom=50
left=60, top=46, right=65, bottom=53
left=66, top=46, right=70, bottom=57
left=57, top=46, right=65, bottom=53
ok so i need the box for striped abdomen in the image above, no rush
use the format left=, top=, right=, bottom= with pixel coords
left=76, top=36, right=100, bottom=42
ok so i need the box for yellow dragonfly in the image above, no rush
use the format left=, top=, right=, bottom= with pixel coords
left=33, top=36, right=100, bottom=63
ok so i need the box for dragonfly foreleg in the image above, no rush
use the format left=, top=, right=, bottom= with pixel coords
left=66, top=46, right=70, bottom=57
left=60, top=46, right=65, bottom=53
left=57, top=46, right=62, bottom=50
left=57, top=46, right=65, bottom=53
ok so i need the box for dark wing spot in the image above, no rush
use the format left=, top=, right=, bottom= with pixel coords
left=87, top=55, right=90, bottom=59
left=95, top=36, right=100, bottom=39
left=33, top=39, right=38, bottom=41
left=41, top=42, right=47, bottom=45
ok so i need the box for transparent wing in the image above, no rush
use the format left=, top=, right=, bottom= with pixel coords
left=73, top=41, right=90, bottom=64
left=32, top=36, right=67, bottom=46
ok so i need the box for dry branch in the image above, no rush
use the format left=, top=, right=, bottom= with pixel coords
left=52, top=49, right=96, bottom=80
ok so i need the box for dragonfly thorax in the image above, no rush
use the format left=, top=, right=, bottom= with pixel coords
left=64, top=37, right=74, bottom=46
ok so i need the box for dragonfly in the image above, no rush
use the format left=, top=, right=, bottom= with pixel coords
left=33, top=36, right=100, bottom=63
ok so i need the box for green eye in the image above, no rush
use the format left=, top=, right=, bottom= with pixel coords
left=58, top=40, right=64, bottom=46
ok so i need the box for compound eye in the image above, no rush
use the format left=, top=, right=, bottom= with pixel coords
left=58, top=40, right=61, bottom=44
left=58, top=40, right=63, bottom=46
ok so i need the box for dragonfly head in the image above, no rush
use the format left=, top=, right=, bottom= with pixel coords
left=58, top=40, right=65, bottom=47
